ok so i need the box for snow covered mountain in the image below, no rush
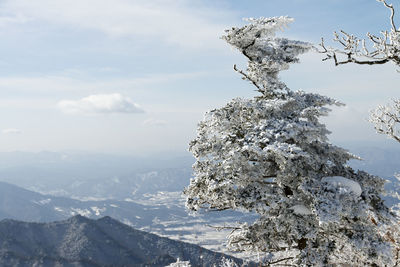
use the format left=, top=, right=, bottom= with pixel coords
left=0, top=181, right=258, bottom=257
left=0, top=180, right=188, bottom=224
left=0, top=215, right=250, bottom=266
left=0, top=151, right=194, bottom=200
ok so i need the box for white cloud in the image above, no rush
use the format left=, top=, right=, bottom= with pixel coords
left=1, top=0, right=234, bottom=49
left=0, top=13, right=29, bottom=27
left=143, top=118, right=168, bottom=126
left=58, top=93, right=144, bottom=114
left=2, top=128, right=22, bottom=134
left=0, top=71, right=206, bottom=93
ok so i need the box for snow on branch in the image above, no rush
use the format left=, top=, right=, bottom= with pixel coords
left=185, top=15, right=400, bottom=266
left=370, top=99, right=400, bottom=143
left=222, top=16, right=312, bottom=98
left=320, top=0, right=400, bottom=67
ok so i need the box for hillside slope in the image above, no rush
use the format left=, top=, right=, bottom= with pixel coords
left=0, top=215, right=249, bottom=266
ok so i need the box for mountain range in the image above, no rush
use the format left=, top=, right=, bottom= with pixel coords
left=0, top=151, right=193, bottom=201
left=0, top=215, right=250, bottom=266
left=0, top=147, right=398, bottom=265
left=0, top=180, right=258, bottom=258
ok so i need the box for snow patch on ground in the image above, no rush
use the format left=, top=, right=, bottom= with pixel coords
left=122, top=218, right=134, bottom=227
left=90, top=206, right=106, bottom=216
left=32, top=198, right=52, bottom=205
left=70, top=208, right=91, bottom=217
left=54, top=206, right=63, bottom=212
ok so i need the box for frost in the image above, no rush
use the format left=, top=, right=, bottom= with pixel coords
left=370, top=99, right=400, bottom=143
left=184, top=16, right=398, bottom=266
left=321, top=0, right=400, bottom=68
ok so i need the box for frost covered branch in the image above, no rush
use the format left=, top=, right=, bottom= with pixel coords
left=370, top=99, right=400, bottom=142
left=233, top=64, right=262, bottom=92
left=315, top=2, right=400, bottom=265
left=320, top=0, right=400, bottom=67
left=379, top=0, right=398, bottom=31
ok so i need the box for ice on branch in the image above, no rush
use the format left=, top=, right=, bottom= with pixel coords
left=320, top=0, right=400, bottom=67
left=318, top=2, right=400, bottom=263
left=320, top=1, right=400, bottom=148
left=370, top=99, right=400, bottom=143
left=222, top=16, right=312, bottom=97
left=184, top=16, right=399, bottom=266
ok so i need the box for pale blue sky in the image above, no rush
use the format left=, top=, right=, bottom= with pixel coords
left=0, top=0, right=398, bottom=155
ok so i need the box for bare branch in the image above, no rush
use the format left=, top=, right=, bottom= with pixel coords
left=263, top=256, right=295, bottom=266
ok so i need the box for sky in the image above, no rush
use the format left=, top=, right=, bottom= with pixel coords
left=0, top=0, right=399, bottom=155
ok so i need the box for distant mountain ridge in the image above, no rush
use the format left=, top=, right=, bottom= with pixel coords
left=0, top=151, right=194, bottom=200
left=0, top=180, right=187, bottom=224
left=0, top=215, right=249, bottom=267
left=0, top=181, right=259, bottom=259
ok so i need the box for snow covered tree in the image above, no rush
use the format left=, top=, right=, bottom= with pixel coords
left=321, top=0, right=400, bottom=226
left=184, top=16, right=399, bottom=266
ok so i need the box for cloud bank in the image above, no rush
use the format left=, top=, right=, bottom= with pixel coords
left=58, top=93, right=144, bottom=114
left=2, top=128, right=22, bottom=134
left=1, top=0, right=233, bottom=49
left=143, top=118, right=168, bottom=126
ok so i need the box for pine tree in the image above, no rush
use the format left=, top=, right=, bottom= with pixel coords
left=184, top=17, right=399, bottom=266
